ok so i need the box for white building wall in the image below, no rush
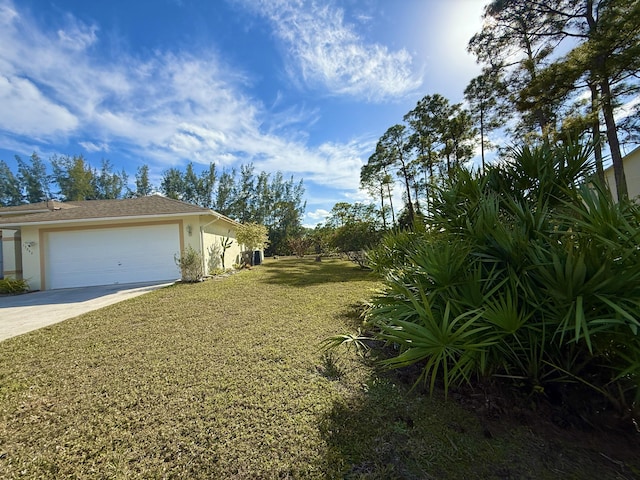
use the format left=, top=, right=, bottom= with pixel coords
left=1, top=229, right=23, bottom=279
left=17, top=217, right=190, bottom=291
left=3, top=213, right=241, bottom=290
left=605, top=146, right=640, bottom=201
left=201, top=218, right=242, bottom=274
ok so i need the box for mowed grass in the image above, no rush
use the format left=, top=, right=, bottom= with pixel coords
left=1, top=258, right=638, bottom=479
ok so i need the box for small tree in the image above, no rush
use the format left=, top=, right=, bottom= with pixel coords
left=288, top=235, right=312, bottom=257
left=220, top=235, right=233, bottom=269
left=174, top=245, right=204, bottom=282
left=331, top=221, right=381, bottom=253
left=236, top=222, right=269, bottom=265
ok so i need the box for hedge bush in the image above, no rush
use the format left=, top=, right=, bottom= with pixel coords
left=0, top=277, right=29, bottom=294
left=359, top=142, right=640, bottom=424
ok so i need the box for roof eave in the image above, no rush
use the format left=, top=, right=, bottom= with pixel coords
left=0, top=209, right=50, bottom=216
left=207, top=210, right=242, bottom=227
left=0, top=210, right=220, bottom=228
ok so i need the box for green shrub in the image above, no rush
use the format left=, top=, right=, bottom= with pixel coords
left=331, top=221, right=381, bottom=253
left=357, top=142, right=640, bottom=422
left=0, top=278, right=29, bottom=294
left=174, top=246, right=204, bottom=283
left=366, top=228, right=422, bottom=276
left=209, top=267, right=234, bottom=276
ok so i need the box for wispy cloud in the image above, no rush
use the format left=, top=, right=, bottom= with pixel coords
left=0, top=0, right=371, bottom=193
left=303, top=207, right=330, bottom=227
left=56, top=15, right=98, bottom=51
left=233, top=0, right=422, bottom=101
left=0, top=75, right=78, bottom=136
left=306, top=208, right=330, bottom=220
left=79, top=141, right=109, bottom=153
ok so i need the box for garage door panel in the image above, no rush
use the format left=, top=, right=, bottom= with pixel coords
left=46, top=224, right=180, bottom=289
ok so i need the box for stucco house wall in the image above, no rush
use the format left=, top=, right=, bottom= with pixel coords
left=0, top=196, right=242, bottom=291
left=1, top=229, right=22, bottom=279
left=18, top=216, right=195, bottom=291
left=605, top=146, right=640, bottom=201
left=201, top=220, right=243, bottom=273
left=16, top=226, right=37, bottom=286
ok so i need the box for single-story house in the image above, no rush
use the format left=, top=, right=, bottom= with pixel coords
left=604, top=145, right=640, bottom=201
left=0, top=195, right=244, bottom=290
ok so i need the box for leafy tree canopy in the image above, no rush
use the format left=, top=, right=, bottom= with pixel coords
left=236, top=222, right=269, bottom=251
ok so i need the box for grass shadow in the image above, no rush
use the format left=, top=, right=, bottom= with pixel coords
left=319, top=373, right=465, bottom=479
left=320, top=301, right=640, bottom=478
left=319, top=366, right=640, bottom=480
left=258, top=257, right=376, bottom=287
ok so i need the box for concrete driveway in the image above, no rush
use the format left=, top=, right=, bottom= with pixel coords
left=0, top=281, right=173, bottom=342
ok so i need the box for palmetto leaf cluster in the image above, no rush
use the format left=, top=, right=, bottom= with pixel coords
left=366, top=142, right=640, bottom=421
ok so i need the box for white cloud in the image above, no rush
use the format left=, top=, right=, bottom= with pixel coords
left=0, top=0, right=132, bottom=133
left=234, top=0, right=422, bottom=101
left=57, top=17, right=98, bottom=52
left=79, top=141, right=109, bottom=153
left=227, top=134, right=373, bottom=190
left=306, top=208, right=330, bottom=220
left=614, top=95, right=640, bottom=123
left=0, top=133, right=44, bottom=158
left=0, top=0, right=377, bottom=197
left=0, top=1, right=16, bottom=23
left=0, top=75, right=78, bottom=136
left=303, top=208, right=331, bottom=228
left=344, top=189, right=374, bottom=204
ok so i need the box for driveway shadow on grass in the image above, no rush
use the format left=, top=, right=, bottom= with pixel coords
left=259, top=257, right=375, bottom=287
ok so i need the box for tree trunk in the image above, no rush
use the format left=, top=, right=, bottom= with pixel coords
left=585, top=0, right=626, bottom=198
left=379, top=184, right=387, bottom=230
left=428, top=158, right=434, bottom=215
left=589, top=82, right=604, bottom=184
left=480, top=101, right=486, bottom=174
left=400, top=161, right=415, bottom=226
left=423, top=169, right=429, bottom=215
left=523, top=35, right=550, bottom=140
left=600, top=78, right=628, bottom=201
left=387, top=184, right=396, bottom=226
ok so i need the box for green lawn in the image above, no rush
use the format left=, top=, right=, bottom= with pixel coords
left=0, top=258, right=637, bottom=479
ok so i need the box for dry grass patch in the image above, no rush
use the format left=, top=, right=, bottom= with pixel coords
left=0, top=258, right=637, bottom=479
left=1, top=259, right=376, bottom=478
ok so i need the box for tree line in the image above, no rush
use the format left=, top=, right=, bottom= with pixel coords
left=0, top=153, right=130, bottom=205
left=468, top=0, right=639, bottom=200
left=151, top=162, right=306, bottom=255
left=360, top=93, right=478, bottom=229
left=359, top=0, right=639, bottom=231
left=0, top=153, right=305, bottom=255
left=325, top=0, right=640, bottom=429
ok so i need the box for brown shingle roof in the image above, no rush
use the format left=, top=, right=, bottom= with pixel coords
left=0, top=195, right=236, bottom=226
left=0, top=200, right=71, bottom=215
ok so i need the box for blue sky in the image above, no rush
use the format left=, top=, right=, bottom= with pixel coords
left=0, top=0, right=486, bottom=225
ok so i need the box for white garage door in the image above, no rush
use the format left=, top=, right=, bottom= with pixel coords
left=45, top=224, right=181, bottom=289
